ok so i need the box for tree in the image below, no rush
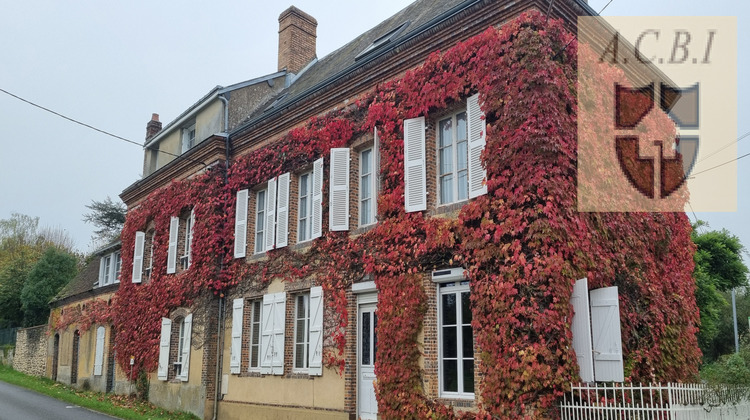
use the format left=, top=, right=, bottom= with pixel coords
left=20, top=247, right=78, bottom=327
left=83, top=197, right=126, bottom=245
left=0, top=246, right=38, bottom=328
left=693, top=222, right=750, bottom=361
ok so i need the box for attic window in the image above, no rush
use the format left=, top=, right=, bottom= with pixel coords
left=355, top=21, right=410, bottom=61
left=264, top=93, right=289, bottom=112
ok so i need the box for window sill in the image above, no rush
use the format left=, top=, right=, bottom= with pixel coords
left=239, top=371, right=262, bottom=378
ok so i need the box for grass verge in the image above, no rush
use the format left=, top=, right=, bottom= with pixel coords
left=0, top=364, right=198, bottom=419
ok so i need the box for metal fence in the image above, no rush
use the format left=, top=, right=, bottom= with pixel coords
left=560, top=382, right=750, bottom=420
left=0, top=327, right=17, bottom=346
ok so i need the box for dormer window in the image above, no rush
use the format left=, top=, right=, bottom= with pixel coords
left=181, top=123, right=196, bottom=154
left=355, top=21, right=410, bottom=61
left=98, top=250, right=121, bottom=287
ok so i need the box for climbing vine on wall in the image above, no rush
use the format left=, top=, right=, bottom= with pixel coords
left=59, top=11, right=700, bottom=419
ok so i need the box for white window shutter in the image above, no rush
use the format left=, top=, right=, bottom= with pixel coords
left=329, top=148, right=350, bottom=231
left=403, top=117, right=427, bottom=212
left=571, top=278, right=594, bottom=382
left=590, top=286, right=624, bottom=382
left=272, top=292, right=286, bottom=375
left=234, top=189, right=249, bottom=258
left=132, top=231, right=145, bottom=284
left=158, top=317, right=171, bottom=380
left=179, top=313, right=193, bottom=382
left=188, top=209, right=195, bottom=266
left=230, top=298, right=244, bottom=374
left=275, top=173, right=290, bottom=248
left=308, top=286, right=324, bottom=376
left=467, top=93, right=488, bottom=198
left=94, top=326, right=105, bottom=376
left=311, top=158, right=324, bottom=239
left=374, top=127, right=381, bottom=212
left=260, top=294, right=274, bottom=374
left=265, top=178, right=277, bottom=252
left=167, top=216, right=179, bottom=274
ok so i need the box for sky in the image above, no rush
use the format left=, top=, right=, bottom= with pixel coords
left=0, top=0, right=747, bottom=256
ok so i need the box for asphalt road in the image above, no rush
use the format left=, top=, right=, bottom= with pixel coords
left=0, top=380, right=116, bottom=420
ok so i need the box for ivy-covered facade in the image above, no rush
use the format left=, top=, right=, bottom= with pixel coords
left=58, top=1, right=702, bottom=419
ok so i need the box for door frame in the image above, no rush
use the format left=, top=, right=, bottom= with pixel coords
left=355, top=285, right=378, bottom=420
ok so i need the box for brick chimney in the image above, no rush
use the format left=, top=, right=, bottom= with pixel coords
left=277, top=6, right=317, bottom=74
left=145, top=113, right=162, bottom=142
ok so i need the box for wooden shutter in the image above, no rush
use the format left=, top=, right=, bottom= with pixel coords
left=264, top=178, right=277, bottom=252
left=275, top=173, right=290, bottom=248
left=158, top=317, right=171, bottom=380
left=311, top=158, right=324, bottom=239
left=329, top=148, right=350, bottom=231
left=467, top=93, right=488, bottom=198
left=272, top=292, right=286, bottom=375
left=590, top=286, right=624, bottom=382
left=132, top=231, right=145, bottom=284
left=94, top=326, right=105, bottom=376
left=260, top=294, right=274, bottom=374
left=571, top=278, right=594, bottom=382
left=167, top=216, right=179, bottom=274
left=230, top=298, right=244, bottom=374
left=308, top=286, right=324, bottom=376
left=188, top=209, right=195, bottom=266
left=403, top=117, right=427, bottom=212
left=179, top=314, right=193, bottom=382
left=234, top=189, right=249, bottom=258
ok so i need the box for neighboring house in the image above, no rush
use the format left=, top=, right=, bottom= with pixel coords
left=47, top=240, right=123, bottom=394
left=113, top=1, right=700, bottom=419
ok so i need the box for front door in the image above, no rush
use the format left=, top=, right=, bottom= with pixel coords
left=358, top=303, right=378, bottom=419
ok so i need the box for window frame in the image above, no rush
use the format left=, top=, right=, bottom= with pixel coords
left=181, top=123, right=196, bottom=154
left=437, top=280, right=474, bottom=399
left=254, top=189, right=267, bottom=254
left=145, top=232, right=155, bottom=282
left=174, top=317, right=186, bottom=377
left=436, top=110, right=469, bottom=206
left=297, top=171, right=314, bottom=243
left=293, top=293, right=311, bottom=372
left=248, top=299, right=262, bottom=371
left=359, top=147, right=376, bottom=227
left=180, top=212, right=193, bottom=270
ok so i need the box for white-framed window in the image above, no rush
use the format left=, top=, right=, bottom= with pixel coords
left=359, top=148, right=375, bottom=226
left=158, top=314, right=192, bottom=382
left=248, top=300, right=262, bottom=371
left=181, top=123, right=196, bottom=154
left=254, top=190, right=266, bottom=254
left=181, top=211, right=194, bottom=270
left=298, top=171, right=313, bottom=242
left=174, top=317, right=187, bottom=377
left=438, top=281, right=474, bottom=398
left=437, top=111, right=469, bottom=205
left=293, top=293, right=311, bottom=371
left=145, top=232, right=155, bottom=282
left=98, top=250, right=122, bottom=287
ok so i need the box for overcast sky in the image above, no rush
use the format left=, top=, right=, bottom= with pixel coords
left=0, top=0, right=747, bottom=257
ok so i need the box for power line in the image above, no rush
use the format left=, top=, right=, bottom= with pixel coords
left=689, top=151, right=750, bottom=178
left=0, top=87, right=206, bottom=166
left=696, top=131, right=750, bottom=164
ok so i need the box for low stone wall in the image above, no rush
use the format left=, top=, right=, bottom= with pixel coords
left=0, top=345, right=14, bottom=366
left=13, top=325, right=47, bottom=376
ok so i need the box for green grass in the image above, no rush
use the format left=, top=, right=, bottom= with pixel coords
left=0, top=364, right=199, bottom=420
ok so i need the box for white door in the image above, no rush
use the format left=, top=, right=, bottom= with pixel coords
left=358, top=303, right=378, bottom=419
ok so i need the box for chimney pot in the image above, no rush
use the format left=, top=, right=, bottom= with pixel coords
left=277, top=6, right=317, bottom=74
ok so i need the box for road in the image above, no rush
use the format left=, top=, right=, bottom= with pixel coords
left=0, top=380, right=116, bottom=420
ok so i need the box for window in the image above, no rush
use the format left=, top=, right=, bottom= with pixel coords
left=248, top=300, right=262, bottom=370
left=102, top=255, right=112, bottom=285
left=158, top=314, right=192, bottom=382
left=181, top=123, right=196, bottom=154
left=294, top=293, right=310, bottom=370
left=145, top=232, right=155, bottom=281
left=438, top=111, right=469, bottom=205
left=181, top=211, right=194, bottom=270
left=254, top=190, right=266, bottom=254
left=98, top=251, right=122, bottom=287
left=359, top=148, right=375, bottom=226
left=175, top=318, right=186, bottom=377
left=114, top=251, right=121, bottom=283
left=439, top=281, right=474, bottom=398
left=298, top=172, right=313, bottom=242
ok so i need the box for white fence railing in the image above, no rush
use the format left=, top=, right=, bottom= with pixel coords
left=560, top=382, right=750, bottom=420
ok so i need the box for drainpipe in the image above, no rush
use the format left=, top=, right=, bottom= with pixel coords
left=213, top=94, right=230, bottom=420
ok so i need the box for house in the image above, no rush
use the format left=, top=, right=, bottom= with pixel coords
left=110, top=0, right=701, bottom=419
left=47, top=240, right=124, bottom=394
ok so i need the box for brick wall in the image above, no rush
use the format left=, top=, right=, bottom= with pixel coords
left=13, top=325, right=48, bottom=377
left=277, top=6, right=317, bottom=74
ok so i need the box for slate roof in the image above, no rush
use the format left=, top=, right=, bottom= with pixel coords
left=231, top=0, right=474, bottom=135
left=51, top=240, right=121, bottom=307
